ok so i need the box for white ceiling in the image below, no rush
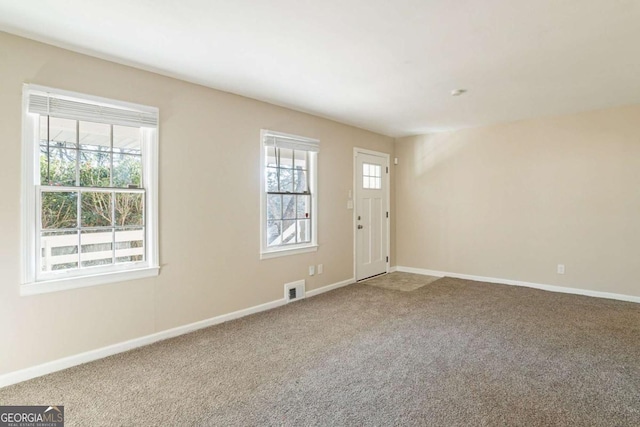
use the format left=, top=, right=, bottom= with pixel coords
left=1, top=0, right=639, bottom=137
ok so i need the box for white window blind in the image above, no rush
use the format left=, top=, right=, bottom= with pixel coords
left=263, top=130, right=320, bottom=152
left=28, top=92, right=158, bottom=128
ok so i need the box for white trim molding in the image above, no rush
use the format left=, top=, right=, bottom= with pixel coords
left=396, top=266, right=640, bottom=304
left=0, top=277, right=356, bottom=388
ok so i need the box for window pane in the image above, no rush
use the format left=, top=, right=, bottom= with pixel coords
left=267, top=220, right=282, bottom=247
left=80, top=229, right=113, bottom=267
left=41, top=191, right=77, bottom=229
left=80, top=151, right=111, bottom=187
left=265, top=147, right=277, bottom=167
left=81, top=192, right=112, bottom=227
left=267, top=194, right=282, bottom=220
left=79, top=121, right=111, bottom=151
left=113, top=125, right=141, bottom=154
left=282, top=220, right=296, bottom=244
left=297, top=219, right=311, bottom=243
left=115, top=193, right=143, bottom=226
left=293, top=150, right=307, bottom=170
left=296, top=195, right=310, bottom=219
left=278, top=169, right=293, bottom=193
left=115, top=228, right=144, bottom=263
left=113, top=154, right=142, bottom=188
left=293, top=169, right=307, bottom=192
left=41, top=230, right=78, bottom=272
left=282, top=195, right=295, bottom=219
left=279, top=148, right=293, bottom=168
left=363, top=163, right=369, bottom=176
left=49, top=117, right=76, bottom=148
left=266, top=167, right=279, bottom=192
left=41, top=147, right=76, bottom=186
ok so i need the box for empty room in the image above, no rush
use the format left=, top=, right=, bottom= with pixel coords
left=0, top=1, right=638, bottom=426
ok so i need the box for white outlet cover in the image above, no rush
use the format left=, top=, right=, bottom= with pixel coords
left=309, top=265, right=315, bottom=276
left=557, top=264, right=565, bottom=274
left=317, top=264, right=323, bottom=274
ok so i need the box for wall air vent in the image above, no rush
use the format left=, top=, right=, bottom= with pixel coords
left=284, top=280, right=306, bottom=302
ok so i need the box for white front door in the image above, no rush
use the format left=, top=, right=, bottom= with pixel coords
left=355, top=151, right=388, bottom=281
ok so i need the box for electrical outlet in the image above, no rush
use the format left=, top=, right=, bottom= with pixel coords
left=557, top=264, right=565, bottom=274
left=309, top=265, right=315, bottom=276
left=317, top=264, right=323, bottom=274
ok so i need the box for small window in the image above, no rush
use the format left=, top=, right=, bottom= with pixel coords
left=260, top=130, right=319, bottom=258
left=21, top=85, right=159, bottom=294
left=363, top=162, right=382, bottom=189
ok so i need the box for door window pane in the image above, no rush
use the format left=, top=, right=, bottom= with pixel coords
left=363, top=163, right=382, bottom=189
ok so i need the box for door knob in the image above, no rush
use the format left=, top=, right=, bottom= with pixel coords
left=357, top=225, right=363, bottom=229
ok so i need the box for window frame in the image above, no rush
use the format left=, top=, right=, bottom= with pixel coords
left=21, top=84, right=160, bottom=295
left=260, top=129, right=318, bottom=259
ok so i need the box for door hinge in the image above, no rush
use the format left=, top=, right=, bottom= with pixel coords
left=386, top=211, right=389, bottom=218
left=386, top=166, right=389, bottom=173
left=386, top=256, right=389, bottom=263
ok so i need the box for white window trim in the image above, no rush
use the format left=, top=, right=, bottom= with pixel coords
left=259, top=129, right=319, bottom=259
left=20, top=84, right=160, bottom=295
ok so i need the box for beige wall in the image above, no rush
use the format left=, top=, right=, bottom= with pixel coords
left=395, top=104, right=640, bottom=298
left=0, top=32, right=394, bottom=375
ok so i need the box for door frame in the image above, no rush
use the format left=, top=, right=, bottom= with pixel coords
left=353, top=147, right=391, bottom=281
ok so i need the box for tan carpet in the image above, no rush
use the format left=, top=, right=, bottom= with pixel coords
left=362, top=271, right=440, bottom=291
left=1, top=275, right=639, bottom=426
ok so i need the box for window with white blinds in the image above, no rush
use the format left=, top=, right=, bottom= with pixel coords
left=260, top=130, right=319, bottom=258
left=21, top=84, right=160, bottom=295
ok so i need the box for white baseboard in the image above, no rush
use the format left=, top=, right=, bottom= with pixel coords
left=0, top=277, right=355, bottom=388
left=306, top=277, right=355, bottom=297
left=395, top=266, right=640, bottom=304
left=388, top=266, right=397, bottom=273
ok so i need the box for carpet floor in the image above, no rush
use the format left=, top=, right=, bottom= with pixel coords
left=363, top=271, right=440, bottom=291
left=1, top=274, right=639, bottom=426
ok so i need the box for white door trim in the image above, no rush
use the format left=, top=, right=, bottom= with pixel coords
left=353, top=148, right=390, bottom=281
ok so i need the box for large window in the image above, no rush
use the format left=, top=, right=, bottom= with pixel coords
left=260, top=130, right=319, bottom=258
left=21, top=85, right=159, bottom=294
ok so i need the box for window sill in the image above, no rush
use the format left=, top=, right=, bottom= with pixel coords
left=20, top=266, right=160, bottom=296
left=260, top=245, right=318, bottom=260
